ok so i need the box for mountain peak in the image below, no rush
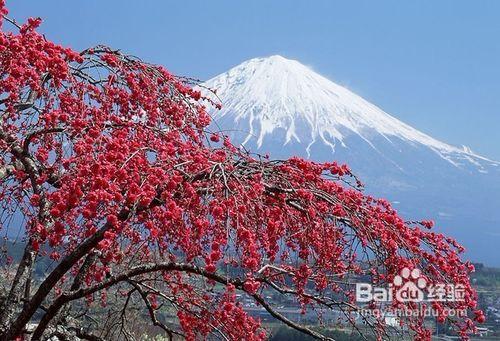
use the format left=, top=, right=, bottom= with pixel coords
left=260, top=54, right=290, bottom=61
left=202, top=57, right=497, bottom=168
left=230, top=55, right=310, bottom=81
left=247, top=54, right=296, bottom=63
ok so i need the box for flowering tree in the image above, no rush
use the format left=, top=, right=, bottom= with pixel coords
left=0, top=4, right=483, bottom=341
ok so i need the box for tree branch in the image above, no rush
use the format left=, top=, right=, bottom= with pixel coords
left=33, top=262, right=335, bottom=341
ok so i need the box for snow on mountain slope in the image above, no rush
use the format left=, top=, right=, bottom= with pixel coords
left=202, top=55, right=497, bottom=170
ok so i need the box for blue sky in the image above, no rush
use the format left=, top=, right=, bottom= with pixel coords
left=8, top=1, right=500, bottom=160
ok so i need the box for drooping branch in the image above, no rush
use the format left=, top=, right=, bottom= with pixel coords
left=32, top=262, right=334, bottom=341
left=128, top=281, right=181, bottom=340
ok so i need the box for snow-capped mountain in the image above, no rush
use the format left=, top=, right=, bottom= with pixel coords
left=205, top=55, right=496, bottom=170
left=202, top=56, right=500, bottom=265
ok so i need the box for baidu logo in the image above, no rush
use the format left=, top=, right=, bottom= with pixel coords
left=393, top=267, right=427, bottom=302
left=356, top=267, right=464, bottom=303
